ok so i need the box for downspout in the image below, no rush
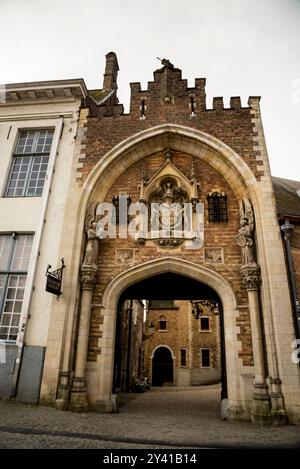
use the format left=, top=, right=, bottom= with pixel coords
left=280, top=219, right=300, bottom=340
left=11, top=117, right=64, bottom=397
left=126, top=299, right=133, bottom=392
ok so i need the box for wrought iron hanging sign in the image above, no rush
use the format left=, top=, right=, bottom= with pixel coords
left=45, top=258, right=65, bottom=299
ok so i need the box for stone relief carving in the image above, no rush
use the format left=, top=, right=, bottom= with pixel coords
left=240, top=264, right=261, bottom=291
left=115, top=249, right=135, bottom=265
left=80, top=264, right=98, bottom=290
left=137, top=149, right=200, bottom=248
left=204, top=248, right=224, bottom=264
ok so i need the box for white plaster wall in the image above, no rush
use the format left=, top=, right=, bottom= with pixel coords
left=0, top=198, right=42, bottom=231
left=0, top=100, right=81, bottom=347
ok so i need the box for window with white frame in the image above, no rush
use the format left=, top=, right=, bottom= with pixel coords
left=201, top=348, right=211, bottom=367
left=199, top=316, right=210, bottom=331
left=0, top=233, right=33, bottom=341
left=5, top=129, right=54, bottom=197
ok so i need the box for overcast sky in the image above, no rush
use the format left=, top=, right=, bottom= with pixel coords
left=0, top=0, right=299, bottom=180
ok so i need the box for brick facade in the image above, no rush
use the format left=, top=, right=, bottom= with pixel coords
left=78, top=57, right=264, bottom=184
left=87, top=149, right=253, bottom=366
left=144, top=300, right=222, bottom=386
left=77, top=55, right=258, bottom=369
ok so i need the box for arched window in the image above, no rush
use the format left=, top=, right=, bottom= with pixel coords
left=207, top=192, right=228, bottom=223
left=159, top=316, right=167, bottom=330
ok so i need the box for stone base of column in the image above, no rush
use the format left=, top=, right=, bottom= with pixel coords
left=55, top=371, right=71, bottom=410
left=271, top=393, right=289, bottom=426
left=271, top=408, right=289, bottom=426
left=69, top=378, right=89, bottom=412
left=251, top=383, right=272, bottom=424
left=226, top=404, right=249, bottom=421
left=270, top=378, right=289, bottom=426
left=89, top=399, right=114, bottom=413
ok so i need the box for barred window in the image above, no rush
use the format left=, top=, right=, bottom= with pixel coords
left=207, top=192, right=228, bottom=223
left=5, top=129, right=54, bottom=197
left=0, top=234, right=33, bottom=341
left=112, top=194, right=132, bottom=225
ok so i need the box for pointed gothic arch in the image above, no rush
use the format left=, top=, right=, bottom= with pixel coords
left=41, top=122, right=295, bottom=424
left=89, top=256, right=242, bottom=415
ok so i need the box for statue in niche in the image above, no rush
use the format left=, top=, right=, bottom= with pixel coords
left=235, top=198, right=255, bottom=265
left=83, top=221, right=98, bottom=265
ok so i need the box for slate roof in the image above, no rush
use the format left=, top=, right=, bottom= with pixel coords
left=272, top=176, right=300, bottom=219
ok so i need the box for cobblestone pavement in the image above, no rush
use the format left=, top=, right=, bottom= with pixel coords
left=0, top=385, right=299, bottom=449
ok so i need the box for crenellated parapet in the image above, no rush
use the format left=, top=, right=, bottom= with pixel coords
left=129, top=59, right=207, bottom=117
left=88, top=53, right=257, bottom=121
left=80, top=52, right=265, bottom=184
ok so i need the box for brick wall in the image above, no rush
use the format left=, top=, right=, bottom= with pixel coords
left=88, top=150, right=252, bottom=365
left=81, top=59, right=256, bottom=368
left=78, top=61, right=264, bottom=183
left=144, top=300, right=222, bottom=385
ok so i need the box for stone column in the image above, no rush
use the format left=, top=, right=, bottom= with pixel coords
left=240, top=263, right=271, bottom=423
left=70, top=263, right=97, bottom=412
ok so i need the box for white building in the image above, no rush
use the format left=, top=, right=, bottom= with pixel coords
left=0, top=79, right=87, bottom=402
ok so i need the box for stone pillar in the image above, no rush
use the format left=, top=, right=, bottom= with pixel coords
left=70, top=263, right=97, bottom=412
left=240, top=263, right=271, bottom=424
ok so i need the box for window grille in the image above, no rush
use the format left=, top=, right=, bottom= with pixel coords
left=207, top=192, right=228, bottom=223
left=112, top=194, right=131, bottom=225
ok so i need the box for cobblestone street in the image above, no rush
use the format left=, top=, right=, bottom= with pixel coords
left=0, top=385, right=299, bottom=449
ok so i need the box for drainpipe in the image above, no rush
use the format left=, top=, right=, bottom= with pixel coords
left=11, top=117, right=64, bottom=397
left=280, top=219, right=300, bottom=340
left=126, top=300, right=133, bottom=392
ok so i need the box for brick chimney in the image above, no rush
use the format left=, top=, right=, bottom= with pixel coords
left=103, top=52, right=119, bottom=93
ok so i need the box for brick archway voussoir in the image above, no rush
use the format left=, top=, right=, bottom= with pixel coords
left=81, top=124, right=260, bottom=213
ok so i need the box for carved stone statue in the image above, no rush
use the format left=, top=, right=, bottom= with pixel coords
left=235, top=197, right=255, bottom=265
left=83, top=221, right=98, bottom=265
left=235, top=218, right=255, bottom=264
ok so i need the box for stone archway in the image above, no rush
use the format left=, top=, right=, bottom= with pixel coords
left=87, top=257, right=242, bottom=417
left=73, top=126, right=291, bottom=420
left=41, top=123, right=295, bottom=425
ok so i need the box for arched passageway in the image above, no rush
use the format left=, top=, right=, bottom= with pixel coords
left=113, top=270, right=227, bottom=403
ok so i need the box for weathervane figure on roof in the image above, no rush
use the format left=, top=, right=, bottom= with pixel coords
left=156, top=57, right=174, bottom=68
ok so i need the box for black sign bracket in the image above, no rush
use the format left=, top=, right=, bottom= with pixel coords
left=45, top=258, right=65, bottom=300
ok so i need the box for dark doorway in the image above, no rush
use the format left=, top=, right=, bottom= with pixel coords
left=152, top=347, right=173, bottom=386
